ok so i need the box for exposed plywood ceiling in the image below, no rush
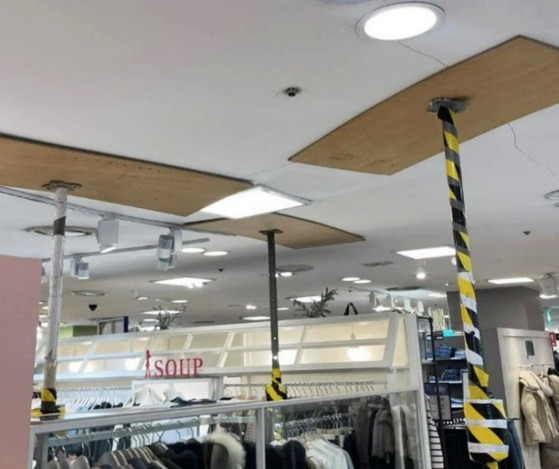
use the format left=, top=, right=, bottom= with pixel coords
left=0, top=1, right=558, bottom=327
left=290, top=36, right=559, bottom=175
left=0, top=134, right=250, bottom=217
left=187, top=213, right=364, bottom=249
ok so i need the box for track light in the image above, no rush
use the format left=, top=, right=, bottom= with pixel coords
left=97, top=217, right=119, bottom=253
left=70, top=258, right=89, bottom=280
left=157, top=234, right=174, bottom=270
left=170, top=229, right=183, bottom=253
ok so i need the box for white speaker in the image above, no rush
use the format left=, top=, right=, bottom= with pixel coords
left=539, top=277, right=558, bottom=296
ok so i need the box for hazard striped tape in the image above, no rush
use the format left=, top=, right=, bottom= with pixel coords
left=437, top=105, right=509, bottom=468
left=265, top=367, right=287, bottom=401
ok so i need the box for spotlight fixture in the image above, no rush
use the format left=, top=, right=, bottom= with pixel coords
left=69, top=258, right=90, bottom=280
left=97, top=217, right=119, bottom=253
left=539, top=276, right=559, bottom=297
left=157, top=234, right=174, bottom=271
left=200, top=186, right=306, bottom=219
left=357, top=2, right=445, bottom=41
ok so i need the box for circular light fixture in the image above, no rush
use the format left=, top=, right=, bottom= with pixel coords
left=71, top=290, right=107, bottom=297
left=342, top=277, right=361, bottom=282
left=246, top=304, right=258, bottom=310
left=354, top=279, right=372, bottom=284
left=545, top=190, right=559, bottom=201
left=182, top=247, right=206, bottom=254
left=416, top=269, right=427, bottom=280
left=172, top=299, right=188, bottom=304
left=242, top=316, right=269, bottom=321
left=26, top=226, right=96, bottom=237
left=279, top=272, right=293, bottom=278
left=357, top=2, right=444, bottom=41
left=203, top=251, right=229, bottom=257
left=278, top=307, right=290, bottom=311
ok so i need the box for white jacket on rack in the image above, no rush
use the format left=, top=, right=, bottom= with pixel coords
left=519, top=371, right=559, bottom=446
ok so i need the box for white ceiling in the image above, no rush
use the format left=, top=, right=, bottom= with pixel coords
left=2, top=0, right=559, bottom=327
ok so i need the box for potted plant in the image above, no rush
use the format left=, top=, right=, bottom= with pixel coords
left=292, top=287, right=338, bottom=318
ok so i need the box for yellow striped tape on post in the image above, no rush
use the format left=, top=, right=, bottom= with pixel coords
left=435, top=100, right=509, bottom=468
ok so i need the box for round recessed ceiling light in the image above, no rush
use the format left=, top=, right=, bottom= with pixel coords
left=26, top=225, right=96, bottom=237
left=182, top=247, right=206, bottom=254
left=354, top=279, right=372, bottom=284
left=71, top=290, right=107, bottom=297
left=242, top=316, right=269, bottom=321
left=279, top=272, right=293, bottom=278
left=342, top=277, right=361, bottom=282
left=357, top=2, right=444, bottom=41
left=545, top=190, right=559, bottom=201
left=171, top=299, right=188, bottom=304
left=203, top=251, right=229, bottom=257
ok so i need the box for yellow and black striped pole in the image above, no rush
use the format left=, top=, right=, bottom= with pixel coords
left=261, top=229, right=288, bottom=401
left=430, top=98, right=509, bottom=468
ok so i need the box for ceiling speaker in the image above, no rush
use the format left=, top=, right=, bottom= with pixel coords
left=539, top=277, right=558, bottom=296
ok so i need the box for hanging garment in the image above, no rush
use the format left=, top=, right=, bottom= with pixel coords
left=202, top=432, right=246, bottom=469
left=504, top=420, right=525, bottom=469
left=519, top=371, right=559, bottom=445
left=425, top=396, right=444, bottom=469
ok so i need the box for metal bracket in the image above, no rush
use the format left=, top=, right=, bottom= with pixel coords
left=259, top=229, right=283, bottom=235
left=427, top=97, right=469, bottom=114
left=41, top=180, right=82, bottom=192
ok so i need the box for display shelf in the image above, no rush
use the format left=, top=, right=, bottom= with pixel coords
left=34, top=313, right=421, bottom=389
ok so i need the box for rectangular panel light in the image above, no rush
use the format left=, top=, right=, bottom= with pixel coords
left=396, top=246, right=456, bottom=260
left=293, top=295, right=321, bottom=303
left=200, top=186, right=305, bottom=219
left=154, top=277, right=212, bottom=288
left=487, top=277, right=534, bottom=285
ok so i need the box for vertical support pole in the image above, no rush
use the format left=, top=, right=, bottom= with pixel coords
left=40, top=181, right=80, bottom=416
left=430, top=98, right=508, bottom=468
left=261, top=229, right=287, bottom=401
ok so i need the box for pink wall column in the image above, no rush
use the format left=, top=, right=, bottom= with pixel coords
left=0, top=255, right=41, bottom=468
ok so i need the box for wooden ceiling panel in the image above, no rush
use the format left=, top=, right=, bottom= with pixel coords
left=187, top=213, right=364, bottom=249
left=0, top=134, right=250, bottom=216
left=290, top=36, right=559, bottom=175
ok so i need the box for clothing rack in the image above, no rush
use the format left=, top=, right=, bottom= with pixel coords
left=280, top=413, right=352, bottom=438
left=224, top=380, right=387, bottom=397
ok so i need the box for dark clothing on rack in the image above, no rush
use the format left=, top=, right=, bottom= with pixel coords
left=343, top=431, right=361, bottom=469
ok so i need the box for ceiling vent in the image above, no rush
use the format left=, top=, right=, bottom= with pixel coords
left=363, top=261, right=394, bottom=268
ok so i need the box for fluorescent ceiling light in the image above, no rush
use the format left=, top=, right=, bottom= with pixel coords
left=200, top=186, right=305, bottom=219
left=279, top=272, right=293, bottom=278
left=293, top=295, right=321, bottom=303
left=242, top=316, right=269, bottom=321
left=428, top=293, right=447, bottom=298
left=541, top=294, right=558, bottom=299
left=357, top=2, right=444, bottom=41
left=487, top=277, right=534, bottom=285
left=182, top=247, right=206, bottom=254
left=354, top=279, right=371, bottom=284
left=246, top=305, right=258, bottom=310
left=278, top=307, right=290, bottom=311
left=142, top=318, right=158, bottom=323
left=137, top=296, right=149, bottom=301
left=154, top=277, right=212, bottom=288
left=397, top=246, right=455, bottom=260
left=342, top=277, right=360, bottom=282
left=203, top=251, right=229, bottom=257
left=171, top=299, right=188, bottom=304
left=141, top=309, right=182, bottom=315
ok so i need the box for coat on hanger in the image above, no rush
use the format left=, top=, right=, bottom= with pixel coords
left=202, top=432, right=245, bottom=469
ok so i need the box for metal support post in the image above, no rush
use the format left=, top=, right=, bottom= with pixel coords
left=429, top=98, right=508, bottom=468
left=40, top=181, right=80, bottom=416
left=261, top=229, right=287, bottom=401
